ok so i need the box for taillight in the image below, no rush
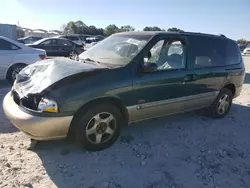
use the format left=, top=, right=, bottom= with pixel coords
left=39, top=54, right=47, bottom=60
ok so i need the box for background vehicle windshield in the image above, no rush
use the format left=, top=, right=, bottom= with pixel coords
left=32, top=38, right=48, bottom=45
left=79, top=34, right=151, bottom=65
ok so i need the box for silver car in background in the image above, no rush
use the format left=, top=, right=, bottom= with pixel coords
left=0, top=36, right=47, bottom=83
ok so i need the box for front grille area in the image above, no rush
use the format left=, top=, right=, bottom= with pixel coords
left=21, top=96, right=38, bottom=110
left=12, top=90, right=39, bottom=110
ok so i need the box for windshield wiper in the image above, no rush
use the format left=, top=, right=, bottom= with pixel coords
left=83, top=58, right=102, bottom=66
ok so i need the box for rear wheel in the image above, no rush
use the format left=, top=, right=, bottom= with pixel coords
left=73, top=104, right=124, bottom=151
left=6, top=64, right=26, bottom=83
left=208, top=88, right=233, bottom=118
left=69, top=50, right=78, bottom=60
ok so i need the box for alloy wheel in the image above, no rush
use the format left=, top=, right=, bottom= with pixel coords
left=217, top=94, right=230, bottom=115
left=69, top=51, right=78, bottom=60
left=85, top=112, right=116, bottom=144
left=12, top=67, right=23, bottom=81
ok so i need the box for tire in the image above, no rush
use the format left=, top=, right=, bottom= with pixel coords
left=73, top=104, right=124, bottom=151
left=208, top=88, right=233, bottom=118
left=69, top=50, right=78, bottom=60
left=6, top=64, right=26, bottom=83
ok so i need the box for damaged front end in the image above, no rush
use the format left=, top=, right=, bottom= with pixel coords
left=11, top=89, right=42, bottom=111
left=11, top=58, right=106, bottom=113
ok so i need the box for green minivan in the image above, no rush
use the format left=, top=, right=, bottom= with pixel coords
left=3, top=31, right=245, bottom=151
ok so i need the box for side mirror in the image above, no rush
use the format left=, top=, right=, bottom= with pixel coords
left=143, top=63, right=157, bottom=73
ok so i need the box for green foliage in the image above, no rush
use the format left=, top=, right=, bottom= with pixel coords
left=237, top=39, right=250, bottom=45
left=167, top=27, right=184, bottom=32
left=104, top=24, right=120, bottom=36
left=120, top=25, right=135, bottom=32
left=61, top=21, right=104, bottom=36
left=61, top=21, right=186, bottom=36
left=143, top=26, right=165, bottom=31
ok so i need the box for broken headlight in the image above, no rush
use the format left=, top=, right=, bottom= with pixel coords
left=37, top=98, right=58, bottom=113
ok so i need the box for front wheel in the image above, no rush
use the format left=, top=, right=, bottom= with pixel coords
left=73, top=104, right=124, bottom=151
left=208, top=88, right=233, bottom=118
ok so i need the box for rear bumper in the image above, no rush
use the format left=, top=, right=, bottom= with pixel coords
left=3, top=92, right=73, bottom=140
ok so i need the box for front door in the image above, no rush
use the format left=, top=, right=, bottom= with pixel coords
left=129, top=36, right=198, bottom=122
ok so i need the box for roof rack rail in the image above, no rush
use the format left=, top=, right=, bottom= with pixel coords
left=178, top=31, right=226, bottom=38
left=218, top=34, right=226, bottom=37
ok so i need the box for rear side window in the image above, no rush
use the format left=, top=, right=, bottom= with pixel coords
left=41, top=39, right=57, bottom=45
left=0, top=39, right=20, bottom=50
left=226, top=40, right=242, bottom=65
left=58, top=39, right=73, bottom=46
left=190, top=37, right=226, bottom=68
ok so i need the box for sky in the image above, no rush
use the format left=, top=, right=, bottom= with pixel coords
left=0, top=0, right=249, bottom=40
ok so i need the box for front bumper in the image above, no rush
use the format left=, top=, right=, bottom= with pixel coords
left=3, top=92, right=73, bottom=140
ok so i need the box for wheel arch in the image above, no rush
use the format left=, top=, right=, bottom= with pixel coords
left=222, top=83, right=236, bottom=96
left=5, top=62, right=28, bottom=79
left=68, top=96, right=129, bottom=140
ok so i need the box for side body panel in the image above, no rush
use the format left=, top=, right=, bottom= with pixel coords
left=0, top=50, right=14, bottom=79
left=127, top=34, right=219, bottom=122
left=45, top=64, right=134, bottom=114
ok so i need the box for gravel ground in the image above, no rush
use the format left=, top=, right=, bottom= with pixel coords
left=0, top=56, right=250, bottom=188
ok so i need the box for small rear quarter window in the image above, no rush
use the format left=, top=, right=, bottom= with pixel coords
left=226, top=40, right=242, bottom=65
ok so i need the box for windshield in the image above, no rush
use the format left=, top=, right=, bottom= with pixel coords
left=79, top=34, right=152, bottom=65
left=32, top=38, right=48, bottom=45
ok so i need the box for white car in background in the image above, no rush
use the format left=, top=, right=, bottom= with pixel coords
left=243, top=46, right=250, bottom=55
left=0, top=36, right=46, bottom=83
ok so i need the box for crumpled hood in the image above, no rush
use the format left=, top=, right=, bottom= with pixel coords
left=14, top=58, right=106, bottom=97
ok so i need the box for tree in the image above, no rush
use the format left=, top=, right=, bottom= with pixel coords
left=104, top=24, right=120, bottom=36
left=143, top=26, right=164, bottom=31
left=237, top=39, right=250, bottom=45
left=96, top=28, right=104, bottom=36
left=66, top=21, right=77, bottom=34
left=88, top=25, right=98, bottom=35
left=74, top=20, right=86, bottom=28
left=74, top=21, right=88, bottom=34
left=120, top=25, right=135, bottom=32
left=167, top=27, right=184, bottom=32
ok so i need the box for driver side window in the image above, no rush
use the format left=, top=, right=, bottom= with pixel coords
left=145, top=38, right=186, bottom=70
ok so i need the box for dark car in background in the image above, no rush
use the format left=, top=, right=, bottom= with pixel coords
left=3, top=31, right=245, bottom=151
left=56, top=35, right=84, bottom=46
left=26, top=37, right=84, bottom=58
left=17, top=36, right=43, bottom=44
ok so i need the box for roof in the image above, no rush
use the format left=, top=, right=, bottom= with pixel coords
left=115, top=31, right=227, bottom=39
left=0, top=36, right=26, bottom=47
